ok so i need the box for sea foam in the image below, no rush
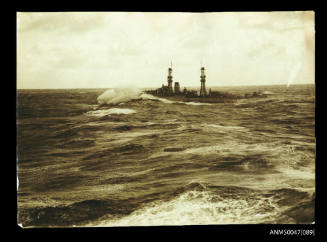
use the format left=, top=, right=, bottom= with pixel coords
left=139, top=93, right=212, bottom=106
left=86, top=108, right=136, bottom=117
left=91, top=189, right=286, bottom=226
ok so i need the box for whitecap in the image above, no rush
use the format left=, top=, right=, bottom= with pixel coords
left=86, top=108, right=136, bottom=117
left=183, top=102, right=212, bottom=106
left=139, top=93, right=174, bottom=104
left=91, top=189, right=284, bottom=226
left=97, top=88, right=142, bottom=105
left=206, top=124, right=249, bottom=131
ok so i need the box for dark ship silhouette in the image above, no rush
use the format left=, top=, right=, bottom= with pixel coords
left=144, top=63, right=267, bottom=103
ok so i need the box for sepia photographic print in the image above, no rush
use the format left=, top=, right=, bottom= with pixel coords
left=17, top=11, right=315, bottom=227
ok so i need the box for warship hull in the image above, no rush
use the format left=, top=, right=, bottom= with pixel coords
left=144, top=92, right=268, bottom=103
left=160, top=95, right=238, bottom=103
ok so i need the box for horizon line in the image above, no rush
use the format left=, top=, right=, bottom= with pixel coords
left=17, top=82, right=315, bottom=90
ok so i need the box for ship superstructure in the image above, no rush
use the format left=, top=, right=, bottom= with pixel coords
left=144, top=63, right=266, bottom=102
left=148, top=64, right=206, bottom=98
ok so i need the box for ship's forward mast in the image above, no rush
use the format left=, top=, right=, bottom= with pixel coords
left=167, top=61, right=173, bottom=94
left=200, top=66, right=207, bottom=96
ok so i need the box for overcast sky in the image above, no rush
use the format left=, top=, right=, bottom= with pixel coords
left=17, top=11, right=315, bottom=89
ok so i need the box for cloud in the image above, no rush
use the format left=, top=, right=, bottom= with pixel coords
left=237, top=12, right=307, bottom=31
left=17, top=12, right=315, bottom=89
left=18, top=12, right=107, bottom=33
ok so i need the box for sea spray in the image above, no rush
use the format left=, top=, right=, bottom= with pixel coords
left=97, top=88, right=142, bottom=105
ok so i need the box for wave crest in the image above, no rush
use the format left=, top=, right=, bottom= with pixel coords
left=92, top=184, right=308, bottom=226
left=97, top=88, right=142, bottom=105
left=86, top=108, right=136, bottom=117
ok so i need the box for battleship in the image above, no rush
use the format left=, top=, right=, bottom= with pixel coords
left=144, top=64, right=267, bottom=103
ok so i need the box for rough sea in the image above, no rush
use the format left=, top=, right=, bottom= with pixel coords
left=17, top=84, right=315, bottom=227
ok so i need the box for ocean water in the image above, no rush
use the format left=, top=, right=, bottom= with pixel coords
left=17, top=84, right=315, bottom=227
